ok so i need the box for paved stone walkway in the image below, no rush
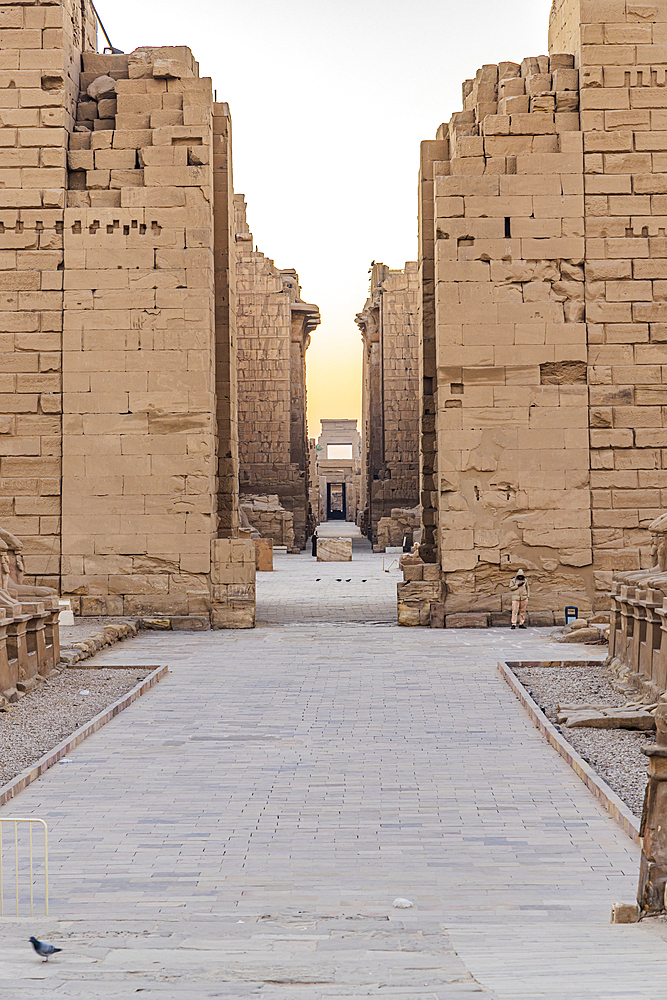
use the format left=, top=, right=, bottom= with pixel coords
left=258, top=522, right=398, bottom=625
left=4, top=525, right=667, bottom=997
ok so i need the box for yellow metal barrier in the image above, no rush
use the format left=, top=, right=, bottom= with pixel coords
left=0, top=818, right=48, bottom=917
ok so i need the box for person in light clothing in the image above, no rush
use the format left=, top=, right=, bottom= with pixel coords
left=509, top=571, right=530, bottom=629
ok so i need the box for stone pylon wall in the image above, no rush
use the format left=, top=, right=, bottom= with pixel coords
left=234, top=196, right=320, bottom=550
left=0, top=0, right=96, bottom=590
left=570, top=2, right=667, bottom=601
left=357, top=263, right=420, bottom=544
left=0, top=5, right=244, bottom=617
left=419, top=34, right=591, bottom=621
left=213, top=105, right=239, bottom=540
left=420, top=0, right=667, bottom=622
left=61, top=47, right=220, bottom=616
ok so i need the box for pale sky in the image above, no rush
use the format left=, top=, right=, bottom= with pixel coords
left=97, top=0, right=554, bottom=437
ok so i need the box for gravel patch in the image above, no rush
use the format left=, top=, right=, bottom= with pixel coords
left=0, top=667, right=151, bottom=786
left=513, top=662, right=653, bottom=819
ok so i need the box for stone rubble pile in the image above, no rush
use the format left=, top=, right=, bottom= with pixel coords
left=552, top=615, right=609, bottom=644
left=557, top=702, right=656, bottom=731
left=59, top=620, right=138, bottom=666
left=239, top=496, right=296, bottom=551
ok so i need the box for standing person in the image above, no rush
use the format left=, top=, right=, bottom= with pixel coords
left=311, top=529, right=318, bottom=557
left=509, top=570, right=529, bottom=629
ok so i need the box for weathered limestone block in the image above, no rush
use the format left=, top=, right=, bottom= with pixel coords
left=241, top=496, right=295, bottom=550
left=253, top=537, right=273, bottom=572
left=210, top=539, right=256, bottom=628
left=317, top=539, right=352, bottom=562
left=445, top=613, right=490, bottom=629
left=397, top=579, right=441, bottom=628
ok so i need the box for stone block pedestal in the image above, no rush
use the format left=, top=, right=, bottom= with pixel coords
left=317, top=539, right=352, bottom=562
left=210, top=539, right=256, bottom=629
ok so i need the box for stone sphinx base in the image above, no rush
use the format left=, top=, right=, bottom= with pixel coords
left=0, top=598, right=61, bottom=702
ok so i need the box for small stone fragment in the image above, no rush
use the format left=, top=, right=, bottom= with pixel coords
left=611, top=902, right=639, bottom=924
left=87, top=75, right=116, bottom=100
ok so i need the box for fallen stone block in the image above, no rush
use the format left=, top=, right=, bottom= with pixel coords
left=527, top=612, right=554, bottom=626
left=611, top=902, right=639, bottom=924
left=170, top=615, right=210, bottom=631
left=59, top=650, right=81, bottom=666
left=317, top=538, right=352, bottom=562
left=554, top=627, right=602, bottom=643
left=87, top=75, right=116, bottom=100
left=430, top=602, right=445, bottom=629
left=397, top=602, right=422, bottom=627
left=140, top=618, right=172, bottom=630
left=446, top=613, right=490, bottom=628
left=565, top=709, right=655, bottom=730
left=16, top=678, right=38, bottom=694
left=2, top=688, right=19, bottom=703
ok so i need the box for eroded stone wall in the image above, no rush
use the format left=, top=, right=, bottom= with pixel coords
left=421, top=40, right=592, bottom=621
left=0, top=8, right=248, bottom=620
left=235, top=196, right=319, bottom=549
left=420, top=0, right=667, bottom=623
left=61, top=47, right=220, bottom=616
left=0, top=0, right=96, bottom=593
left=357, top=263, right=420, bottom=547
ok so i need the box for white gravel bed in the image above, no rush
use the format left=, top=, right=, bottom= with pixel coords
left=513, top=663, right=654, bottom=819
left=0, top=666, right=151, bottom=786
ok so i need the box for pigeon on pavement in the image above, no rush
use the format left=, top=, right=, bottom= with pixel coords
left=29, top=936, right=62, bottom=962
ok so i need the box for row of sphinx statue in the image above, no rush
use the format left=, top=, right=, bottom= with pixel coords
left=0, top=527, right=57, bottom=610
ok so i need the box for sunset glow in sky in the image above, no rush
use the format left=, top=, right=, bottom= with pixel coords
left=96, top=0, right=553, bottom=438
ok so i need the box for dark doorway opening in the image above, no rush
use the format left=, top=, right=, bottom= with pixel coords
left=327, top=482, right=346, bottom=520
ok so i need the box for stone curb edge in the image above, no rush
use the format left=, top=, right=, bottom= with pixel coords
left=497, top=660, right=640, bottom=843
left=0, top=664, right=168, bottom=809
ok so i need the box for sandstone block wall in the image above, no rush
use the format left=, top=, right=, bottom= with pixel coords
left=572, top=1, right=667, bottom=600
left=235, top=196, right=320, bottom=550
left=357, top=263, right=420, bottom=547
left=0, top=0, right=96, bottom=592
left=61, top=47, right=221, bottom=616
left=0, top=4, right=248, bottom=619
left=0, top=4, right=317, bottom=620
left=240, top=495, right=295, bottom=550
left=210, top=537, right=255, bottom=628
left=418, top=0, right=667, bottom=622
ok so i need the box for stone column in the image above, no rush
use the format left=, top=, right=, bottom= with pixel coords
left=417, top=138, right=448, bottom=565
left=213, top=102, right=239, bottom=539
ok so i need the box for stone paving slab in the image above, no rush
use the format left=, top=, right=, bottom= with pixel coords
left=258, top=523, right=399, bottom=625
left=2, top=536, right=667, bottom=996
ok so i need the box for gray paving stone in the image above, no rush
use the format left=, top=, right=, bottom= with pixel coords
left=2, top=525, right=667, bottom=996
